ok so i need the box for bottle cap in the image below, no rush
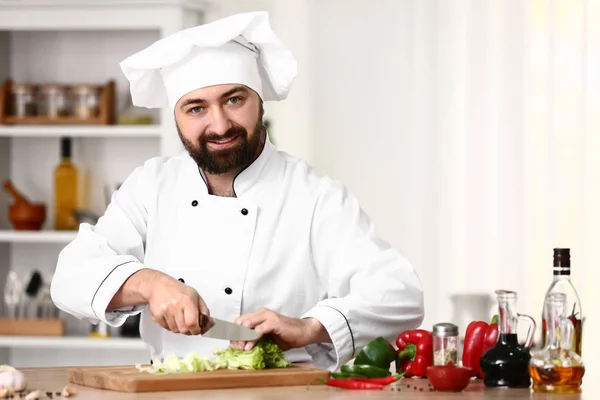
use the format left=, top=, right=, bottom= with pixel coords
left=433, top=322, right=458, bottom=337
left=61, top=137, right=72, bottom=159
left=553, top=248, right=571, bottom=275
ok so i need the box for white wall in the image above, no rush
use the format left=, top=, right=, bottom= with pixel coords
left=203, top=0, right=313, bottom=164
left=309, top=0, right=448, bottom=331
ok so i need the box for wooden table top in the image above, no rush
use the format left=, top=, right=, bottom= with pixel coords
left=13, top=366, right=589, bottom=399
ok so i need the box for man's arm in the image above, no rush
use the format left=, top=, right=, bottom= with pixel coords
left=106, top=268, right=158, bottom=312
left=301, top=178, right=425, bottom=371
left=304, top=317, right=332, bottom=345
left=50, top=159, right=160, bottom=326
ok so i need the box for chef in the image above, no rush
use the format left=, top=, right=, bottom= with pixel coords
left=50, top=11, right=425, bottom=371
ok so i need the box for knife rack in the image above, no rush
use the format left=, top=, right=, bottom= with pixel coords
left=0, top=318, right=65, bottom=336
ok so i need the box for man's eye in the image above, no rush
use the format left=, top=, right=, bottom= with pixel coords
left=228, top=97, right=240, bottom=104
left=189, top=106, right=203, bottom=114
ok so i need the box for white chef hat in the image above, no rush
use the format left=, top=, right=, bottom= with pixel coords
left=119, top=11, right=297, bottom=111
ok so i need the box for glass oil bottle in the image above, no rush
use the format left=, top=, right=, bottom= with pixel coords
left=54, top=137, right=79, bottom=230
left=529, top=292, right=585, bottom=394
left=541, top=248, right=582, bottom=356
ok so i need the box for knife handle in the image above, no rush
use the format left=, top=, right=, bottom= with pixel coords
left=199, top=313, right=211, bottom=329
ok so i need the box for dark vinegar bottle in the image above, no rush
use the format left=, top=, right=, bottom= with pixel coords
left=480, top=290, right=536, bottom=388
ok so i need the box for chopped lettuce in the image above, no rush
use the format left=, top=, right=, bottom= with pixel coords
left=261, top=338, right=292, bottom=368
left=213, top=346, right=266, bottom=370
left=136, top=337, right=291, bottom=374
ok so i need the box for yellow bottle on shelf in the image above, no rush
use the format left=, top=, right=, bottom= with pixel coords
left=54, top=137, right=79, bottom=231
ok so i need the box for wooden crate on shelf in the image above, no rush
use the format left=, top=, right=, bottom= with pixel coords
left=0, top=79, right=116, bottom=125
left=0, top=318, right=65, bottom=336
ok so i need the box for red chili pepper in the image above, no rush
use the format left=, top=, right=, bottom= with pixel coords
left=395, top=329, right=433, bottom=378
left=462, top=316, right=498, bottom=378
left=347, top=374, right=403, bottom=385
left=323, top=378, right=385, bottom=390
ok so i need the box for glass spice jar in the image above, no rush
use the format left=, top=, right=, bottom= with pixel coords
left=72, top=85, right=100, bottom=119
left=433, top=322, right=459, bottom=366
left=10, top=83, right=38, bottom=117
left=41, top=84, right=69, bottom=118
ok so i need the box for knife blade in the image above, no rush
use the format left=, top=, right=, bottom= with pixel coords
left=199, top=314, right=261, bottom=341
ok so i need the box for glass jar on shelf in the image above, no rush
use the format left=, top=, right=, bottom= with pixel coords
left=10, top=83, right=38, bottom=117
left=41, top=84, right=69, bottom=119
left=433, top=322, right=459, bottom=365
left=72, top=85, right=100, bottom=119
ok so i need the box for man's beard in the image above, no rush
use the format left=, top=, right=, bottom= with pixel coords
left=177, top=121, right=264, bottom=175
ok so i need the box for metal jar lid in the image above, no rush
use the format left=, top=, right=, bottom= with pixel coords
left=433, top=322, right=459, bottom=337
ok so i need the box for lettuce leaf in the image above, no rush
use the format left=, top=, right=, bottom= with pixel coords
left=136, top=337, right=291, bottom=374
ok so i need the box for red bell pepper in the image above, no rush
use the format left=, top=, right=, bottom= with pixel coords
left=462, top=315, right=498, bottom=378
left=395, top=329, right=433, bottom=378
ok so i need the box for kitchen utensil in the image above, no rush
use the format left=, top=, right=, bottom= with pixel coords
left=200, top=315, right=261, bottom=341
left=36, top=283, right=56, bottom=318
left=67, top=365, right=330, bottom=393
left=3, top=271, right=21, bottom=318
left=3, top=180, right=46, bottom=230
left=21, top=270, right=43, bottom=318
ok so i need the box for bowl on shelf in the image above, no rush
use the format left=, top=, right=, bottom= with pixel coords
left=9, top=202, right=46, bottom=230
left=427, top=364, right=473, bottom=392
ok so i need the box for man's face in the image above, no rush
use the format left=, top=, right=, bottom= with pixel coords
left=174, top=84, right=265, bottom=175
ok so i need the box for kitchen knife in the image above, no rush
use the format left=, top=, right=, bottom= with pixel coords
left=199, top=314, right=261, bottom=341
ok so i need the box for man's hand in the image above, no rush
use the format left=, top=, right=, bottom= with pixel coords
left=144, top=272, right=213, bottom=335
left=108, top=269, right=213, bottom=335
left=230, top=307, right=331, bottom=351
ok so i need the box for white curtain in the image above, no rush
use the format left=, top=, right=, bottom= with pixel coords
left=407, top=0, right=600, bottom=381
left=304, top=0, right=599, bottom=382
left=397, top=0, right=599, bottom=381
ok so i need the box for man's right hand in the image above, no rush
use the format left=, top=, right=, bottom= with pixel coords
left=143, top=271, right=212, bottom=335
left=109, top=268, right=212, bottom=336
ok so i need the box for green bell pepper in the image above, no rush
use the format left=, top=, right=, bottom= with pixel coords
left=330, top=372, right=354, bottom=379
left=341, top=364, right=392, bottom=378
left=353, top=336, right=397, bottom=370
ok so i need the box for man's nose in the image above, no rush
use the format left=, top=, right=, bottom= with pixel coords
left=207, top=107, right=232, bottom=134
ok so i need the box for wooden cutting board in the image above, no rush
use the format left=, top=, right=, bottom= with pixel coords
left=67, top=364, right=331, bottom=393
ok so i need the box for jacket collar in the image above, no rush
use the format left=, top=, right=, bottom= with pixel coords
left=183, top=133, right=276, bottom=197
left=232, top=133, right=275, bottom=196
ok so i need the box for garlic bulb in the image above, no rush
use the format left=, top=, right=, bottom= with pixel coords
left=0, top=365, right=27, bottom=391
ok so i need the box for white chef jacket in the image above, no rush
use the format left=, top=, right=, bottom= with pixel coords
left=50, top=136, right=425, bottom=371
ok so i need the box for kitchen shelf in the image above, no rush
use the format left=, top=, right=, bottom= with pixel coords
left=0, top=336, right=146, bottom=350
left=0, top=125, right=162, bottom=138
left=0, top=230, right=77, bottom=243
left=0, top=0, right=206, bottom=368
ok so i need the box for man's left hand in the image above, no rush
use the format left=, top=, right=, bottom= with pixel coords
left=230, top=307, right=331, bottom=351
